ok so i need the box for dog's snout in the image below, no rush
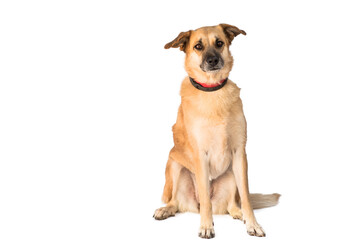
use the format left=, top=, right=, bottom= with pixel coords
left=206, top=56, right=219, bottom=67
left=200, top=50, right=224, bottom=72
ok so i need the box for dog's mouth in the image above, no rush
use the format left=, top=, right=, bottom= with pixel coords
left=204, top=66, right=223, bottom=72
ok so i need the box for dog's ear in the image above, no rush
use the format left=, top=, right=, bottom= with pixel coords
left=164, top=31, right=191, bottom=52
left=220, top=24, right=246, bottom=44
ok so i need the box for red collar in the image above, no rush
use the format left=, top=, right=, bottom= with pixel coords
left=196, top=79, right=226, bottom=88
left=189, top=77, right=228, bottom=92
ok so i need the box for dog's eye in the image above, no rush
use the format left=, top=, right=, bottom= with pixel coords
left=194, top=44, right=203, bottom=50
left=216, top=40, right=224, bottom=48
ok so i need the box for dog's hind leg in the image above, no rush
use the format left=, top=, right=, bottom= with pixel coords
left=176, top=168, right=199, bottom=213
left=154, top=155, right=183, bottom=220
left=161, top=156, right=174, bottom=204
left=210, top=170, right=243, bottom=220
left=161, top=145, right=195, bottom=202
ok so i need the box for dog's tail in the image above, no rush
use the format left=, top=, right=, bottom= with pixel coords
left=250, top=193, right=281, bottom=209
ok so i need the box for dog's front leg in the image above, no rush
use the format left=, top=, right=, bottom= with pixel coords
left=233, top=148, right=265, bottom=237
left=195, top=153, right=215, bottom=239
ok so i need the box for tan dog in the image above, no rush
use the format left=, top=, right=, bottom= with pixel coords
left=153, top=24, right=280, bottom=238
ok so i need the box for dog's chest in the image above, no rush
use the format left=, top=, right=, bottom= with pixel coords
left=191, top=119, right=232, bottom=180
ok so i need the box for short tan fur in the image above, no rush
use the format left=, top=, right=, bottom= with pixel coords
left=154, top=24, right=280, bottom=239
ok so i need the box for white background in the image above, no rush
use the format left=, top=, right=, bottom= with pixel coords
left=1, top=0, right=359, bottom=239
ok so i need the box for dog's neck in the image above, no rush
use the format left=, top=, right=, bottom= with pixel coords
left=189, top=77, right=228, bottom=92
left=188, top=71, right=229, bottom=91
left=193, top=72, right=228, bottom=84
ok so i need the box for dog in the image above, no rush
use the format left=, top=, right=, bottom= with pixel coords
left=153, top=24, right=280, bottom=239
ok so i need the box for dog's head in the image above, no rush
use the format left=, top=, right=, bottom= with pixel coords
left=165, top=24, right=246, bottom=83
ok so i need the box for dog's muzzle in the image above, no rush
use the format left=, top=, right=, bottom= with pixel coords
left=200, top=52, right=224, bottom=72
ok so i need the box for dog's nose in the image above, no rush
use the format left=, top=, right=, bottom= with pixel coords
left=206, top=56, right=219, bottom=67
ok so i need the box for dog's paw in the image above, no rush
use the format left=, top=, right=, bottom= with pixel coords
left=229, top=208, right=243, bottom=221
left=198, top=225, right=215, bottom=239
left=153, top=206, right=176, bottom=220
left=246, top=222, right=266, bottom=237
